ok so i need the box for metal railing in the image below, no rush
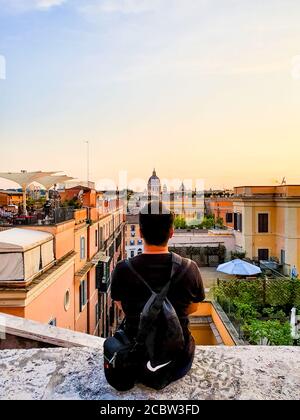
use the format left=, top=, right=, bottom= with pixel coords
left=5, top=207, right=76, bottom=226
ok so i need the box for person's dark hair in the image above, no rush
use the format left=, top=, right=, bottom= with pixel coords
left=139, top=201, right=174, bottom=246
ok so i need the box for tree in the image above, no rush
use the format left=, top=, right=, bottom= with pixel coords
left=201, top=215, right=215, bottom=229
left=174, top=216, right=187, bottom=229
left=216, top=217, right=224, bottom=228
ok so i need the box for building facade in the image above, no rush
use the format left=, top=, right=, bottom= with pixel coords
left=125, top=215, right=144, bottom=258
left=205, top=197, right=234, bottom=228
left=231, top=185, right=300, bottom=275
left=0, top=186, right=126, bottom=338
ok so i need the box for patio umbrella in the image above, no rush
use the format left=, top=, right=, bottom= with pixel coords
left=217, top=259, right=262, bottom=276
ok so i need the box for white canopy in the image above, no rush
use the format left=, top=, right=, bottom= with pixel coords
left=35, top=175, right=74, bottom=190
left=0, top=171, right=57, bottom=215
left=217, top=259, right=262, bottom=276
left=0, top=228, right=53, bottom=252
left=0, top=171, right=57, bottom=188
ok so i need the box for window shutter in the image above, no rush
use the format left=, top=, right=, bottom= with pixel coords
left=239, top=214, right=243, bottom=232
left=84, top=279, right=88, bottom=305
left=234, top=213, right=238, bottom=230
left=258, top=214, right=269, bottom=233
left=79, top=283, right=83, bottom=312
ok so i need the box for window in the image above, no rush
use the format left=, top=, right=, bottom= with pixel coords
left=137, top=239, right=143, bottom=245
left=79, top=279, right=88, bottom=312
left=130, top=240, right=135, bottom=246
left=137, top=248, right=143, bottom=255
left=258, top=249, right=269, bottom=261
left=281, top=249, right=286, bottom=265
left=95, top=229, right=98, bottom=247
left=131, top=232, right=136, bottom=237
left=234, top=213, right=242, bottom=232
left=226, top=213, right=233, bottom=223
left=130, top=251, right=135, bottom=258
left=258, top=213, right=269, bottom=233
left=95, top=303, right=100, bottom=323
left=131, top=225, right=135, bottom=232
left=64, top=289, right=70, bottom=311
left=49, top=318, right=57, bottom=326
left=99, top=227, right=103, bottom=247
left=80, top=236, right=86, bottom=260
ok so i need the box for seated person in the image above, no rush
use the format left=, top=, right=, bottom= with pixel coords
left=111, top=201, right=205, bottom=389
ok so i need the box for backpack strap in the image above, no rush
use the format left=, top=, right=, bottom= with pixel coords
left=170, top=252, right=192, bottom=286
left=125, top=259, right=154, bottom=293
left=125, top=252, right=191, bottom=294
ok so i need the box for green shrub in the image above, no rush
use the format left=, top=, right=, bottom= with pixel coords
left=248, top=320, right=293, bottom=346
left=174, top=216, right=187, bottom=229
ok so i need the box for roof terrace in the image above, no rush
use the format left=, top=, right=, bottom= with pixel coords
left=234, top=185, right=300, bottom=199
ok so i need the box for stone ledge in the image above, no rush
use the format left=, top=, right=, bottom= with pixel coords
left=1, top=346, right=300, bottom=400
left=0, top=313, right=104, bottom=349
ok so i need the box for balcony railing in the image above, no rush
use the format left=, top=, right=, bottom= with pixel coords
left=0, top=207, right=75, bottom=226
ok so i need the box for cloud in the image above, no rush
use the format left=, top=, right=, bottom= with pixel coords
left=0, top=0, right=66, bottom=13
left=81, top=0, right=161, bottom=15
left=79, top=0, right=209, bottom=16
left=36, top=0, right=66, bottom=9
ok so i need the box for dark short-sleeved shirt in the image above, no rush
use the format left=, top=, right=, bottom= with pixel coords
left=111, top=252, right=205, bottom=362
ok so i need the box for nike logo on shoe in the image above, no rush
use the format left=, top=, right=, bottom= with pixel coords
left=146, top=360, right=172, bottom=372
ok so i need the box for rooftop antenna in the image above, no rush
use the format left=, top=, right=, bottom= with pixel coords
left=85, top=140, right=90, bottom=185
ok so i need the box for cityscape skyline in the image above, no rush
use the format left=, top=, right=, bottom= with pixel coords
left=1, top=1, right=300, bottom=189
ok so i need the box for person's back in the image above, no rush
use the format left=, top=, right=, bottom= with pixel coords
left=110, top=201, right=205, bottom=389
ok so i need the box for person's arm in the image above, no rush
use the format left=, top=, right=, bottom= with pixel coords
left=114, top=301, right=123, bottom=311
left=186, top=261, right=205, bottom=314
left=111, top=262, right=125, bottom=311
left=186, top=302, right=200, bottom=315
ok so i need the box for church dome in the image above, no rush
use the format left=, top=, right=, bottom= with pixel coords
left=148, top=169, right=160, bottom=186
left=147, top=169, right=161, bottom=196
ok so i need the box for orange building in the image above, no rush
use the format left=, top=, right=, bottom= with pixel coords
left=205, top=198, right=234, bottom=228
left=60, top=185, right=97, bottom=208
left=0, top=186, right=125, bottom=338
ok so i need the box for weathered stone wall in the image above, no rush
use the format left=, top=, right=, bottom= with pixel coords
left=1, top=346, right=300, bottom=400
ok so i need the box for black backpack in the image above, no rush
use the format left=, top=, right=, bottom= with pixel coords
left=103, top=253, right=191, bottom=391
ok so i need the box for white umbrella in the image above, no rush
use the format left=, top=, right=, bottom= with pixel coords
left=217, top=259, right=262, bottom=276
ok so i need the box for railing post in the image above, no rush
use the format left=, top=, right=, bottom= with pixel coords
left=263, top=276, right=266, bottom=306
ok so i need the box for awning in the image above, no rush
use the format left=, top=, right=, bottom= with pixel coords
left=0, top=228, right=53, bottom=252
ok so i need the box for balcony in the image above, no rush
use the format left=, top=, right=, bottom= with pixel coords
left=0, top=314, right=300, bottom=400
left=96, top=260, right=111, bottom=293
left=0, top=207, right=75, bottom=227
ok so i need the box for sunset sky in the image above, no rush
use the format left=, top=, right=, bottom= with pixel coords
left=1, top=0, right=300, bottom=190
